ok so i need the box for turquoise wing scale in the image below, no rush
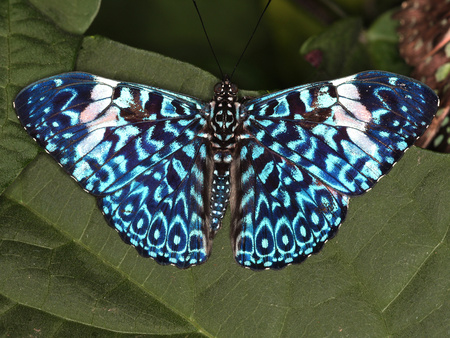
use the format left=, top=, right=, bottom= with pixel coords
left=232, top=71, right=438, bottom=268
left=14, top=73, right=213, bottom=268
left=14, top=71, right=438, bottom=270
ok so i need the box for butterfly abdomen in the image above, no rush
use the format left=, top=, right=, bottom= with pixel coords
left=210, top=151, right=231, bottom=232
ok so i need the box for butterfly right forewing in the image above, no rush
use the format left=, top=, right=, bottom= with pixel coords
left=230, top=71, right=438, bottom=269
left=239, top=71, right=437, bottom=196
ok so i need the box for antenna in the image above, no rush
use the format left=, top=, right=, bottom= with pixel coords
left=230, top=0, right=271, bottom=80
left=192, top=0, right=224, bottom=78
left=192, top=0, right=271, bottom=80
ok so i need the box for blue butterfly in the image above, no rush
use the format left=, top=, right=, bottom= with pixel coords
left=14, top=71, right=438, bottom=269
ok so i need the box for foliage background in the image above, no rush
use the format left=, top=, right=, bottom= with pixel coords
left=1, top=0, right=449, bottom=336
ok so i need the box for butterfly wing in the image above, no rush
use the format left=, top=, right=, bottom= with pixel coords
left=231, top=141, right=349, bottom=269
left=232, top=71, right=439, bottom=269
left=14, top=72, right=213, bottom=268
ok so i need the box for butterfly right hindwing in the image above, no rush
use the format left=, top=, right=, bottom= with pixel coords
left=231, top=139, right=349, bottom=269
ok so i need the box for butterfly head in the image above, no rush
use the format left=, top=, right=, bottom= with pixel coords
left=213, top=77, right=238, bottom=101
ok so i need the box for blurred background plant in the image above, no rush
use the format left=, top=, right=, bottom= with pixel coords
left=83, top=0, right=449, bottom=152
left=86, top=0, right=406, bottom=89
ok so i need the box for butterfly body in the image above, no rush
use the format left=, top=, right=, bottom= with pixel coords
left=14, top=71, right=438, bottom=269
left=207, top=78, right=240, bottom=232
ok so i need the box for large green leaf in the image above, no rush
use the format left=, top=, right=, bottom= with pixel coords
left=29, top=0, right=100, bottom=34
left=0, top=0, right=95, bottom=194
left=1, top=1, right=449, bottom=336
left=2, top=141, right=449, bottom=336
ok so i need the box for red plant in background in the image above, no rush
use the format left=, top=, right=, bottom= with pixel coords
left=394, top=0, right=450, bottom=152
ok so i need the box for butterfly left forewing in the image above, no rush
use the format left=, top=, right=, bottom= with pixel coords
left=15, top=72, right=214, bottom=268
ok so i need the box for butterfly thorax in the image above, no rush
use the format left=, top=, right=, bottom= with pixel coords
left=209, top=78, right=240, bottom=149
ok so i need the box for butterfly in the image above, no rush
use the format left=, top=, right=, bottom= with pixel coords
left=14, top=70, right=438, bottom=270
